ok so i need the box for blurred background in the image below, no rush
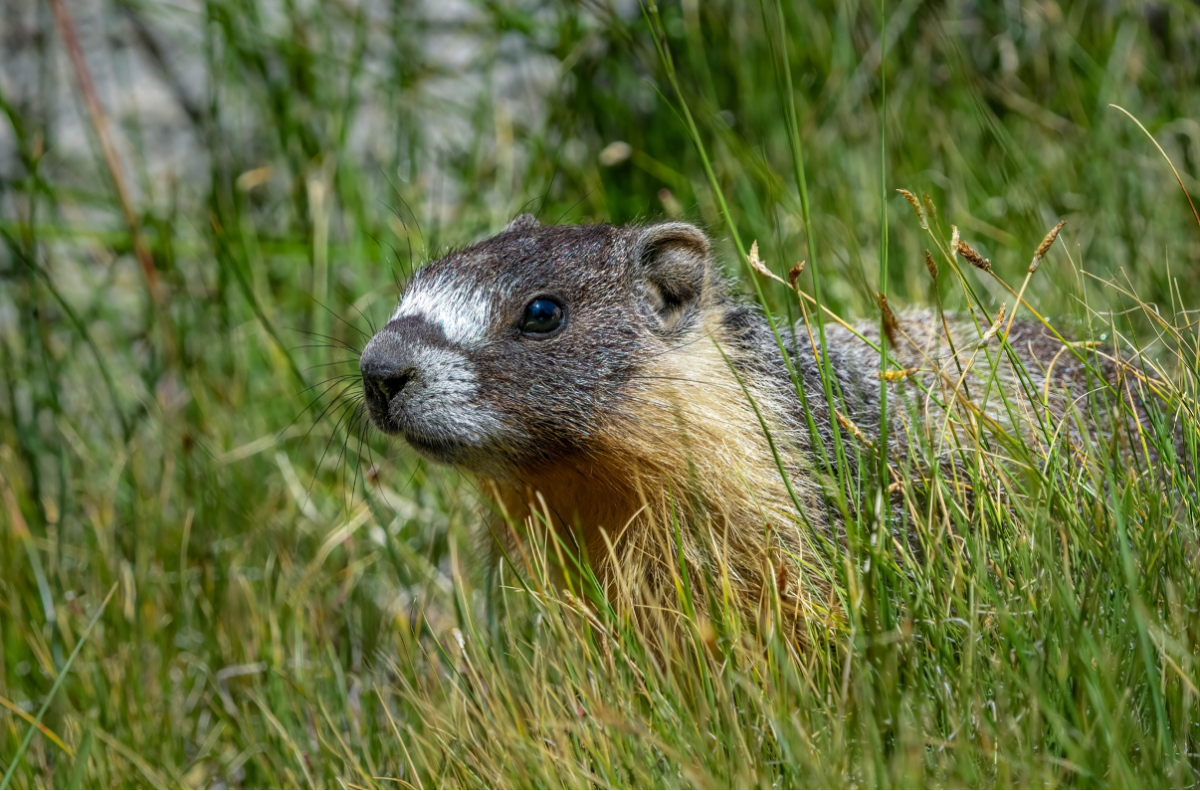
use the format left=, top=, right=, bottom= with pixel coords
left=2, top=0, right=1199, bottom=785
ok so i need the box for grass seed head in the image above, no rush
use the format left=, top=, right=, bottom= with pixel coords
left=877, top=292, right=899, bottom=347
left=835, top=409, right=874, bottom=448
left=950, top=225, right=960, bottom=259
left=922, top=191, right=938, bottom=225
left=788, top=260, right=806, bottom=289
left=980, top=302, right=1006, bottom=343
left=1030, top=220, right=1066, bottom=273
left=924, top=249, right=937, bottom=281
left=897, top=188, right=927, bottom=229
left=957, top=238, right=991, bottom=273
left=877, top=366, right=921, bottom=381
left=748, top=240, right=789, bottom=287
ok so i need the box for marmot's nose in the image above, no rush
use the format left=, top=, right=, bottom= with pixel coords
left=360, top=350, right=416, bottom=408
left=369, top=369, right=413, bottom=403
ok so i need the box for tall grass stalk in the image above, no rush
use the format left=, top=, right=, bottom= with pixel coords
left=2, top=0, right=1200, bottom=786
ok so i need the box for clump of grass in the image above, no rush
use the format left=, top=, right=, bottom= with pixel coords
left=2, top=0, right=1200, bottom=787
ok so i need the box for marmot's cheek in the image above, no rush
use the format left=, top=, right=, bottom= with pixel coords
left=391, top=350, right=503, bottom=442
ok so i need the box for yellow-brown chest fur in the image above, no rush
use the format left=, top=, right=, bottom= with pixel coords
left=481, top=313, right=834, bottom=633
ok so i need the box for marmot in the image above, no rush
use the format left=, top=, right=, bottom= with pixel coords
left=358, top=215, right=1169, bottom=639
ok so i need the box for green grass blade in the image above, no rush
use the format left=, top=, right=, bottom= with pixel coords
left=1, top=583, right=117, bottom=791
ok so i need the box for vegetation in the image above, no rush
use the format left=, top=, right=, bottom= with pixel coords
left=2, top=0, right=1200, bottom=786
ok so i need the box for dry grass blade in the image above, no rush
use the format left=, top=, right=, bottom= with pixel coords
left=1110, top=104, right=1200, bottom=233
left=47, top=0, right=163, bottom=305
left=0, top=696, right=73, bottom=757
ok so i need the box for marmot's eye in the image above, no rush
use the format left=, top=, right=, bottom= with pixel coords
left=520, top=298, right=564, bottom=335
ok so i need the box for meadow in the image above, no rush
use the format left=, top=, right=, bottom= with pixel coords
left=2, top=0, right=1200, bottom=786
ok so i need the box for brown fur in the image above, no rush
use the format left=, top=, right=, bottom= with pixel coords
left=359, top=219, right=1181, bottom=645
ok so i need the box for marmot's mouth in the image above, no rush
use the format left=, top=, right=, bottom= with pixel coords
left=401, top=427, right=476, bottom=465
left=403, top=430, right=453, bottom=453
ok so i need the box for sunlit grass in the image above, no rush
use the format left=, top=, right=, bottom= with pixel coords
left=3, top=0, right=1200, bottom=787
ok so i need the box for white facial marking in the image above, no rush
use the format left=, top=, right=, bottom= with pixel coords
left=392, top=346, right=505, bottom=446
left=392, top=276, right=492, bottom=347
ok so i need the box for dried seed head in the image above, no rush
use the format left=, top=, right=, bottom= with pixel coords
left=924, top=249, right=938, bottom=281
left=950, top=225, right=960, bottom=258
left=788, top=260, right=806, bottom=289
left=877, top=292, right=899, bottom=348
left=1029, top=220, right=1066, bottom=273
left=897, top=188, right=927, bottom=229
left=960, top=303, right=1008, bottom=353
left=776, top=558, right=790, bottom=599
left=877, top=366, right=921, bottom=381
left=980, top=303, right=1006, bottom=343
left=922, top=192, right=938, bottom=226
left=748, top=240, right=789, bottom=287
left=835, top=410, right=874, bottom=449
left=957, top=239, right=991, bottom=273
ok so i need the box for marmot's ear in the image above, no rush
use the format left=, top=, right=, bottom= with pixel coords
left=635, top=222, right=711, bottom=332
left=503, top=213, right=540, bottom=233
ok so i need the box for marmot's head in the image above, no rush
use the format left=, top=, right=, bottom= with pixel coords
left=359, top=216, right=726, bottom=475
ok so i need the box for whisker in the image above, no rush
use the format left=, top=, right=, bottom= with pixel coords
left=347, top=299, right=380, bottom=338
left=297, top=373, right=363, bottom=398
left=307, top=359, right=361, bottom=372
left=535, top=162, right=560, bottom=221
left=299, top=380, right=363, bottom=444
left=307, top=406, right=358, bottom=506
left=278, top=377, right=363, bottom=438
left=554, top=189, right=595, bottom=227
left=287, top=327, right=364, bottom=354
left=310, top=299, right=372, bottom=342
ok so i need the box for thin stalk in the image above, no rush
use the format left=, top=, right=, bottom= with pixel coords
left=876, top=0, right=890, bottom=490
left=643, top=2, right=852, bottom=510
left=766, top=0, right=847, bottom=489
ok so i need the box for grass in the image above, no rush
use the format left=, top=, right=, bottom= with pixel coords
left=3, top=0, right=1200, bottom=786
